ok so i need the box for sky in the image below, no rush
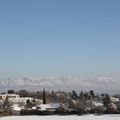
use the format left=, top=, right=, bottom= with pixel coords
left=0, top=0, right=120, bottom=79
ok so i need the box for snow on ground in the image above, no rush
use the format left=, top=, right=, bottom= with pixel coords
left=1, top=115, right=120, bottom=120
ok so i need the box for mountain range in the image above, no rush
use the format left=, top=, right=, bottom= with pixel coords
left=0, top=76, right=119, bottom=94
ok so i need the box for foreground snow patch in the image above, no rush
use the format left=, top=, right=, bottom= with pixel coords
left=1, top=115, right=120, bottom=120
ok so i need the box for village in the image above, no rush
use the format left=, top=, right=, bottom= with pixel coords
left=0, top=89, right=120, bottom=116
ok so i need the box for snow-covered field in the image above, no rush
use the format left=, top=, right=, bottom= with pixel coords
left=1, top=115, right=120, bottom=120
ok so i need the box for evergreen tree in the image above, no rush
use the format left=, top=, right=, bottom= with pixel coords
left=7, top=90, right=15, bottom=94
left=71, top=90, right=78, bottom=100
left=79, top=91, right=84, bottom=100
left=89, top=90, right=95, bottom=99
left=84, top=92, right=91, bottom=100
left=26, top=99, right=32, bottom=108
left=103, top=94, right=111, bottom=107
left=43, top=88, right=46, bottom=104
left=3, top=95, right=10, bottom=110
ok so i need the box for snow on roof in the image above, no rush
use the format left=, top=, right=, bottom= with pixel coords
left=11, top=105, right=22, bottom=111
left=8, top=98, right=20, bottom=103
left=32, top=106, right=36, bottom=110
left=19, top=97, right=33, bottom=103
left=93, top=101, right=103, bottom=107
left=38, top=103, right=61, bottom=111
left=111, top=97, right=119, bottom=102
left=0, top=94, right=19, bottom=96
left=20, top=97, right=33, bottom=100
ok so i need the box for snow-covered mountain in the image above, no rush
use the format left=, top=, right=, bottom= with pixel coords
left=0, top=76, right=119, bottom=93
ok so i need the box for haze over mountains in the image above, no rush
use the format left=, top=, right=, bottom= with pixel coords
left=0, top=76, right=119, bottom=94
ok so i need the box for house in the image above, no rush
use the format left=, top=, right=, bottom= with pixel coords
left=19, top=97, right=34, bottom=105
left=110, top=97, right=120, bottom=104
left=0, top=94, right=20, bottom=107
left=10, top=105, right=22, bottom=115
left=0, top=94, right=19, bottom=101
left=18, top=97, right=43, bottom=106
left=36, top=103, right=62, bottom=111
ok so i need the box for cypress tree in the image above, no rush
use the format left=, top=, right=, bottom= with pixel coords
left=43, top=88, right=46, bottom=104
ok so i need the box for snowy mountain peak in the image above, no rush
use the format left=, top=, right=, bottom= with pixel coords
left=0, top=76, right=119, bottom=93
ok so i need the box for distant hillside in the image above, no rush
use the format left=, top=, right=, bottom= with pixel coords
left=0, top=76, right=119, bottom=93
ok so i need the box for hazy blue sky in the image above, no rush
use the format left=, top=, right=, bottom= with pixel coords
left=0, top=0, right=120, bottom=78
